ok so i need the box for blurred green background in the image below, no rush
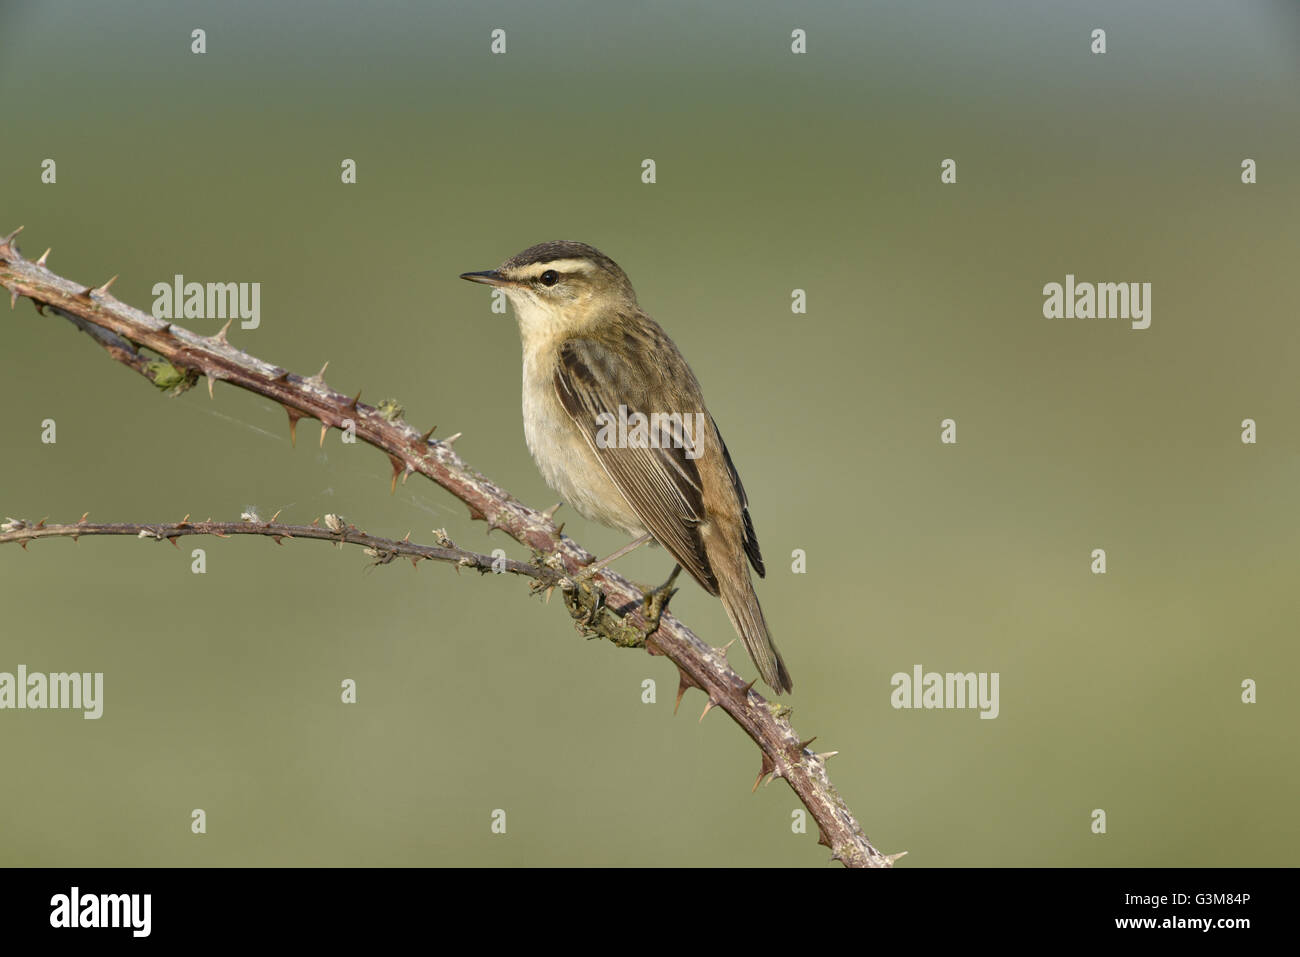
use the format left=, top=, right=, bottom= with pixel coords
left=1, top=0, right=1297, bottom=867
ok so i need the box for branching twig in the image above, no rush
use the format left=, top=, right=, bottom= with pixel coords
left=0, top=516, right=557, bottom=581
left=0, top=226, right=898, bottom=867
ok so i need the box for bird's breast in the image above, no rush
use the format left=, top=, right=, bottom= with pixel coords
left=521, top=348, right=645, bottom=537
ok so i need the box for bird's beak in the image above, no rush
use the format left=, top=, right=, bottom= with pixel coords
left=459, top=270, right=512, bottom=287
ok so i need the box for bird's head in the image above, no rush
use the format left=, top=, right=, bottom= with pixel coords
left=460, top=241, right=638, bottom=339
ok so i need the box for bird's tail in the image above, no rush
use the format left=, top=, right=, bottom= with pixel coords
left=719, top=575, right=793, bottom=695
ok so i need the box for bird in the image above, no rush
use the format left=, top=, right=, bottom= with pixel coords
left=460, top=241, right=793, bottom=694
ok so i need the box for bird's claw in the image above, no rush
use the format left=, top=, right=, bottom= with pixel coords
left=584, top=583, right=606, bottom=625
left=640, top=564, right=682, bottom=638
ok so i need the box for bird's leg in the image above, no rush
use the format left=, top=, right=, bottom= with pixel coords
left=640, top=563, right=682, bottom=638
left=568, top=534, right=657, bottom=634
left=574, top=532, right=654, bottom=583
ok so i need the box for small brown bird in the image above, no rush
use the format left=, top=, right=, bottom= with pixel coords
left=461, top=241, right=792, bottom=693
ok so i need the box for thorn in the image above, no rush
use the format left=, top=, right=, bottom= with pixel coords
left=466, top=505, right=486, bottom=522
left=207, top=375, right=215, bottom=400
left=719, top=638, right=736, bottom=657
left=273, top=370, right=289, bottom=382
left=31, top=299, right=46, bottom=316
left=541, top=502, right=563, bottom=522
left=213, top=317, right=234, bottom=344
left=815, top=751, right=840, bottom=762
left=419, top=425, right=437, bottom=444
left=36, top=248, right=50, bottom=267
left=401, top=530, right=411, bottom=542
left=92, top=275, right=119, bottom=297
left=388, top=454, right=404, bottom=494
left=741, top=678, right=758, bottom=696
left=177, top=514, right=191, bottom=527
left=409, top=556, right=420, bottom=569
left=78, top=512, right=89, bottom=524
left=159, top=322, right=172, bottom=334
left=167, top=536, right=180, bottom=548
left=1, top=224, right=24, bottom=246
left=442, top=431, right=462, bottom=447
left=817, top=830, right=832, bottom=849
left=674, top=669, right=698, bottom=716
left=19, top=541, right=27, bottom=551
left=698, top=698, right=718, bottom=723
left=401, top=466, right=413, bottom=485
left=319, top=422, right=329, bottom=448
left=307, top=361, right=329, bottom=386
left=8, top=288, right=17, bottom=310
left=798, top=737, right=818, bottom=752
left=272, top=535, right=284, bottom=545
left=310, top=517, right=321, bottom=527
left=752, top=752, right=776, bottom=792
left=35, top=517, right=46, bottom=529
left=347, top=391, right=361, bottom=411
left=883, top=850, right=909, bottom=865
left=269, top=509, right=282, bottom=523
left=286, top=408, right=303, bottom=446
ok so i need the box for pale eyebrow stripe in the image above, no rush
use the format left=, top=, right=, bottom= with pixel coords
left=514, top=258, right=595, bottom=280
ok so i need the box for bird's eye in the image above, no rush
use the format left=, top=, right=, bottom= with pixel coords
left=539, top=270, right=559, bottom=287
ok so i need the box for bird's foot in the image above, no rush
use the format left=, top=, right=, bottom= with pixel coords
left=559, top=567, right=607, bottom=627
left=639, top=564, right=682, bottom=639
left=583, top=582, right=607, bottom=625
left=573, top=563, right=602, bottom=586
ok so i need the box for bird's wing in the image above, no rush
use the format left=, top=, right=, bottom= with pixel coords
left=711, top=419, right=765, bottom=578
left=553, top=336, right=719, bottom=594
